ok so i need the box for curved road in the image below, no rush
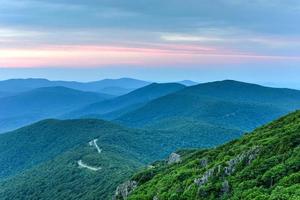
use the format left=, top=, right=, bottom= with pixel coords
left=78, top=160, right=102, bottom=171
left=77, top=138, right=103, bottom=171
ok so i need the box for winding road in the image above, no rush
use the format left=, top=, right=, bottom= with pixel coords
left=77, top=138, right=103, bottom=171
left=89, top=139, right=102, bottom=154
left=77, top=160, right=102, bottom=171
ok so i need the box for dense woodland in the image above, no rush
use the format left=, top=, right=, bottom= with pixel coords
left=0, top=79, right=299, bottom=199
left=127, top=111, right=300, bottom=200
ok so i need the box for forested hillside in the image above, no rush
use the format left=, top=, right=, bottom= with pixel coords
left=121, top=111, right=300, bottom=200
left=118, top=80, right=300, bottom=131
left=0, top=117, right=240, bottom=200
left=65, top=83, right=186, bottom=119
left=1, top=80, right=299, bottom=200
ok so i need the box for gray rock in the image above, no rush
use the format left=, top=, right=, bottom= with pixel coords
left=224, top=146, right=260, bottom=176
left=217, top=165, right=222, bottom=174
left=194, top=167, right=215, bottom=187
left=113, top=180, right=137, bottom=200
left=247, top=147, right=260, bottom=164
left=195, top=146, right=260, bottom=188
left=167, top=153, right=181, bottom=164
left=221, top=180, right=230, bottom=194
left=148, top=165, right=155, bottom=169
left=153, top=196, right=159, bottom=200
left=199, top=158, right=208, bottom=167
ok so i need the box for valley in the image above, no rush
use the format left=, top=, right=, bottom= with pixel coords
left=0, top=79, right=299, bottom=200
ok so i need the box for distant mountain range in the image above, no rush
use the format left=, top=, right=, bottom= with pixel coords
left=0, top=78, right=151, bottom=96
left=0, top=86, right=111, bottom=133
left=177, top=80, right=198, bottom=86
left=64, top=83, right=186, bottom=119
left=0, top=78, right=198, bottom=96
left=2, top=79, right=300, bottom=133
left=117, top=80, right=300, bottom=131
left=0, top=78, right=199, bottom=133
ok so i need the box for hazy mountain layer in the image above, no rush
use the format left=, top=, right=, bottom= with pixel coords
left=118, top=80, right=300, bottom=131
left=0, top=87, right=110, bottom=133
left=65, top=83, right=186, bottom=119
left=0, top=78, right=150, bottom=96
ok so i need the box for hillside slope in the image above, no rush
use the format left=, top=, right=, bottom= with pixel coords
left=0, top=119, right=136, bottom=179
left=122, top=111, right=300, bottom=200
left=66, top=83, right=186, bottom=119
left=0, top=91, right=12, bottom=98
left=0, top=122, right=146, bottom=200
left=118, top=80, right=300, bottom=131
left=0, top=117, right=241, bottom=200
left=180, top=80, right=300, bottom=109
left=0, top=87, right=109, bottom=133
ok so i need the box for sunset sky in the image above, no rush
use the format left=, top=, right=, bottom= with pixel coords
left=0, top=0, right=300, bottom=85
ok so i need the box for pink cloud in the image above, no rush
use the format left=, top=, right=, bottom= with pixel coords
left=0, top=44, right=299, bottom=68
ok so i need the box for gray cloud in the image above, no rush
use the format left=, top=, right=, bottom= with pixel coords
left=1, top=0, right=300, bottom=34
left=0, top=0, right=300, bottom=59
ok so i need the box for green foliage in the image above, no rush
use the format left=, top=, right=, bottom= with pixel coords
left=2, top=80, right=300, bottom=200
left=0, top=143, right=142, bottom=200
left=145, top=117, right=243, bottom=148
left=0, top=117, right=240, bottom=200
left=0, top=119, right=130, bottom=179
left=127, top=111, right=300, bottom=200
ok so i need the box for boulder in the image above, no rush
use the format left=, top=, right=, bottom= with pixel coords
left=224, top=146, right=260, bottom=176
left=194, top=167, right=215, bottom=187
left=153, top=196, right=159, bottom=200
left=199, top=158, right=208, bottom=167
left=113, top=180, right=137, bottom=200
left=167, top=153, right=181, bottom=164
left=221, top=180, right=230, bottom=194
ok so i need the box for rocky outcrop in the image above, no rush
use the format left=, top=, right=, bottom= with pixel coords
left=148, top=165, right=155, bottom=169
left=167, top=152, right=181, bottom=164
left=113, top=180, right=137, bottom=200
left=224, top=146, right=259, bottom=176
left=195, top=147, right=260, bottom=187
left=199, top=158, right=208, bottom=167
left=221, top=180, right=230, bottom=194
left=194, top=167, right=215, bottom=186
left=217, top=164, right=222, bottom=173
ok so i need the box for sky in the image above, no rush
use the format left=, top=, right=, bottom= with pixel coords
left=0, top=0, right=300, bottom=86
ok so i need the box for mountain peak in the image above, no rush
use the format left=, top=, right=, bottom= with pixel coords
left=178, top=80, right=198, bottom=86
